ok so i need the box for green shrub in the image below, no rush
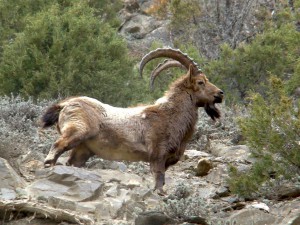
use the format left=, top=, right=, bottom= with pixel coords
left=287, top=60, right=300, bottom=94
left=0, top=1, right=148, bottom=106
left=0, top=0, right=50, bottom=48
left=0, top=0, right=121, bottom=45
left=160, top=182, right=209, bottom=222
left=228, top=76, right=300, bottom=198
left=0, top=95, right=51, bottom=171
left=204, top=23, right=300, bottom=103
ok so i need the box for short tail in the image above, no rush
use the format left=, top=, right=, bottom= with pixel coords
left=41, top=104, right=63, bottom=128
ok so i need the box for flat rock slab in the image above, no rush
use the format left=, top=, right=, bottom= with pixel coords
left=26, top=166, right=104, bottom=202
left=135, top=211, right=175, bottom=225
left=26, top=166, right=148, bottom=202
left=211, top=144, right=252, bottom=161
left=0, top=157, right=26, bottom=200
left=226, top=208, right=277, bottom=225
left=0, top=157, right=26, bottom=190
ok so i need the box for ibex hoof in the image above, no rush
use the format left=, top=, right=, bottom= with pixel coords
left=44, top=158, right=56, bottom=168
left=154, top=188, right=167, bottom=196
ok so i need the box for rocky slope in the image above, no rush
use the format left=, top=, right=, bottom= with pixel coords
left=1, top=107, right=300, bottom=225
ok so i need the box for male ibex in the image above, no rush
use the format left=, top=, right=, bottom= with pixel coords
left=41, top=48, right=224, bottom=194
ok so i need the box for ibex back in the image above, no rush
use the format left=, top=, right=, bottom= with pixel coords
left=41, top=48, right=224, bottom=194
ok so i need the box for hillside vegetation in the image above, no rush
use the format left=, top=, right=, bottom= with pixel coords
left=0, top=0, right=151, bottom=106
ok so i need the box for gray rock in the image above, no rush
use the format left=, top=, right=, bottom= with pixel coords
left=98, top=169, right=146, bottom=188
left=48, top=196, right=77, bottom=211
left=275, top=182, right=300, bottom=199
left=120, top=14, right=162, bottom=39
left=0, top=157, right=26, bottom=200
left=247, top=202, right=270, bottom=212
left=27, top=166, right=103, bottom=202
left=226, top=208, right=277, bottom=225
left=118, top=0, right=172, bottom=55
left=184, top=150, right=211, bottom=159
left=294, top=87, right=300, bottom=98
left=222, top=196, right=240, bottom=204
left=123, top=199, right=146, bottom=221
left=123, top=0, right=139, bottom=13
left=0, top=188, right=16, bottom=200
left=117, top=162, right=128, bottom=172
left=206, top=164, right=230, bottom=185
left=195, top=158, right=213, bottom=176
left=184, top=216, right=208, bottom=225
left=0, top=157, right=26, bottom=190
left=215, top=186, right=230, bottom=198
left=24, top=165, right=150, bottom=218
left=281, top=214, right=300, bottom=225
left=135, top=211, right=175, bottom=225
left=95, top=198, right=124, bottom=219
left=138, top=0, right=155, bottom=13
left=197, top=186, right=217, bottom=199
left=272, top=197, right=300, bottom=225
left=105, top=184, right=119, bottom=197
left=211, top=144, right=252, bottom=162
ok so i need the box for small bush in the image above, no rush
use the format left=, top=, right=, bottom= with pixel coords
left=0, top=1, right=150, bottom=107
left=228, top=76, right=300, bottom=198
left=160, top=182, right=208, bottom=221
left=0, top=95, right=53, bottom=171
left=204, top=23, right=300, bottom=103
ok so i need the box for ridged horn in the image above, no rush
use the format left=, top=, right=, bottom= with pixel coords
left=139, top=48, right=201, bottom=78
left=150, top=59, right=185, bottom=90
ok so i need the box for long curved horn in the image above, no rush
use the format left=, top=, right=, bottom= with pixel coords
left=139, top=48, right=201, bottom=77
left=150, top=59, right=185, bottom=90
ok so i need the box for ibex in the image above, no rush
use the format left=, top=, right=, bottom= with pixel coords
left=41, top=48, right=224, bottom=194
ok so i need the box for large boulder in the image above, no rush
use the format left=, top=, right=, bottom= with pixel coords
left=211, top=144, right=252, bottom=162
left=226, top=208, right=277, bottom=225
left=119, top=14, right=163, bottom=40
left=25, top=165, right=152, bottom=221
left=0, top=157, right=26, bottom=200
left=135, top=211, right=175, bottom=225
left=26, top=166, right=104, bottom=202
left=195, top=158, right=213, bottom=176
left=119, top=0, right=172, bottom=55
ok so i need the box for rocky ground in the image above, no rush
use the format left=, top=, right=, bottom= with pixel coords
left=0, top=106, right=300, bottom=225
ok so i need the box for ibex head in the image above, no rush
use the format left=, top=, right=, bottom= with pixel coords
left=139, top=48, right=224, bottom=120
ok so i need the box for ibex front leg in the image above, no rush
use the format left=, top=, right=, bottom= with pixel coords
left=150, top=159, right=166, bottom=195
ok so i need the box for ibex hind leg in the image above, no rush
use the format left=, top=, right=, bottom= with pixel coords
left=44, top=126, right=88, bottom=167
left=66, top=144, right=94, bottom=167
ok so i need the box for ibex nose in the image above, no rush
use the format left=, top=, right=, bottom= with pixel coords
left=219, top=90, right=224, bottom=95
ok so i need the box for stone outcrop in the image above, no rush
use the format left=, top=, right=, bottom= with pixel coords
left=0, top=158, right=26, bottom=200
left=1, top=145, right=300, bottom=225
left=119, top=0, right=172, bottom=55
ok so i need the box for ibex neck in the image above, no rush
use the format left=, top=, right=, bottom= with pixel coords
left=161, top=86, right=197, bottom=112
left=159, top=87, right=199, bottom=128
left=156, top=89, right=198, bottom=153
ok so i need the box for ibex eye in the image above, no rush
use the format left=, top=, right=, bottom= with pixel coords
left=198, top=81, right=204, bottom=85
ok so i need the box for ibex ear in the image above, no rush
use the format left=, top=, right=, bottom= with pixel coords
left=188, top=64, right=194, bottom=83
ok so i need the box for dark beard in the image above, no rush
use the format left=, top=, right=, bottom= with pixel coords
left=204, top=103, right=221, bottom=121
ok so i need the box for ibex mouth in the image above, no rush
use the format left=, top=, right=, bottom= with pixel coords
left=214, top=95, right=223, bottom=103
left=204, top=103, right=221, bottom=121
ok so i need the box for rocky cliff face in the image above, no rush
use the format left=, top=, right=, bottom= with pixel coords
left=118, top=0, right=172, bottom=56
